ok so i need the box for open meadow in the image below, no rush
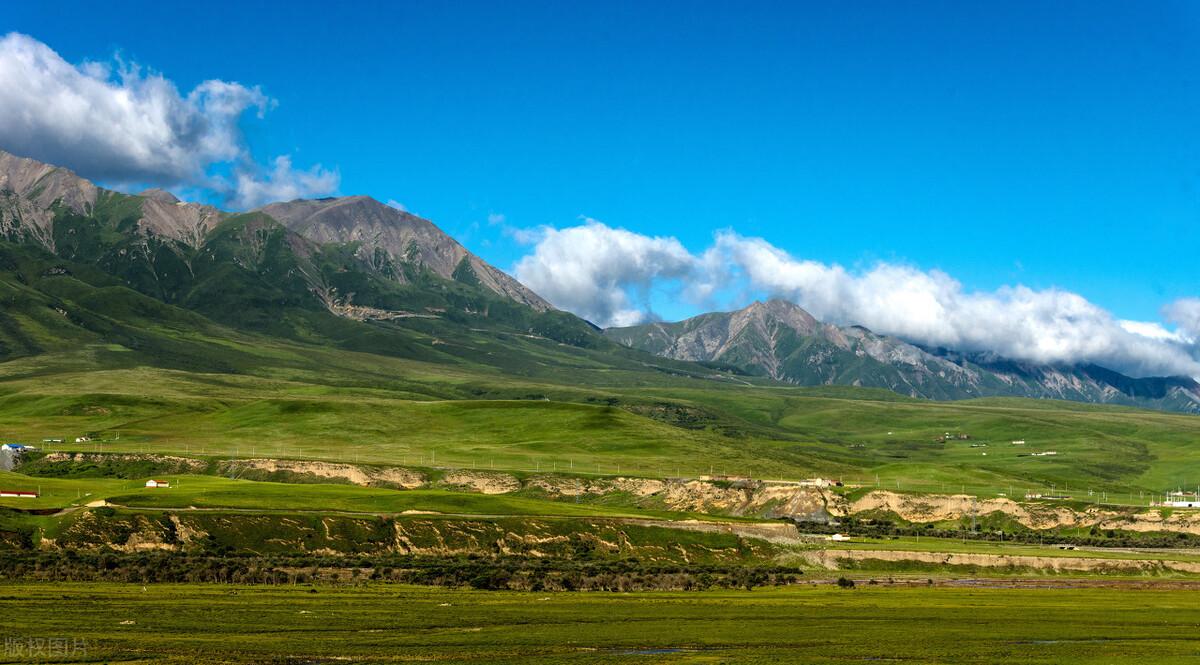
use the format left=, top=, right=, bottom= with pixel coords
left=3, top=582, right=1200, bottom=663
left=4, top=349, right=1200, bottom=501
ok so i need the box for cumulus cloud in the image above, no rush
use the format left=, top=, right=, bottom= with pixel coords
left=711, top=231, right=1200, bottom=377
left=514, top=220, right=1200, bottom=378
left=228, top=156, right=340, bottom=209
left=0, top=32, right=337, bottom=208
left=1164, top=298, right=1200, bottom=339
left=513, top=220, right=697, bottom=327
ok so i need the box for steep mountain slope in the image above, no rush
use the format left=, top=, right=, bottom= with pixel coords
left=0, top=149, right=739, bottom=386
left=0, top=150, right=222, bottom=251
left=606, top=299, right=1200, bottom=412
left=258, top=196, right=550, bottom=310
left=0, top=148, right=546, bottom=311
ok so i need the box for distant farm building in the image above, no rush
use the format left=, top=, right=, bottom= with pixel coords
left=829, top=533, right=852, bottom=542
left=0, top=444, right=30, bottom=452
left=797, top=478, right=839, bottom=488
left=1031, top=451, right=1058, bottom=457
left=145, top=479, right=170, bottom=488
left=0, top=490, right=38, bottom=498
left=1011, top=440, right=1026, bottom=445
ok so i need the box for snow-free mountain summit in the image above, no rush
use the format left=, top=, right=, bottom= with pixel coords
left=605, top=299, right=1200, bottom=412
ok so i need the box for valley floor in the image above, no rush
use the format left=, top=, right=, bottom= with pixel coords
left=4, top=582, right=1200, bottom=663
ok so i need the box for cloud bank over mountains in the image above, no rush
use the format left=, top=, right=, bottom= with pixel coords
left=0, top=32, right=337, bottom=208
left=514, top=220, right=1200, bottom=379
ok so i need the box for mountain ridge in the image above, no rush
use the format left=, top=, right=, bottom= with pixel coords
left=605, top=299, right=1200, bottom=413
left=0, top=147, right=547, bottom=310
left=257, top=196, right=550, bottom=310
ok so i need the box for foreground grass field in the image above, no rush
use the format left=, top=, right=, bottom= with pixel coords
left=4, top=582, right=1200, bottom=663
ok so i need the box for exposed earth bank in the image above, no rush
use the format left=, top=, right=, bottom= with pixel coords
left=21, top=453, right=1200, bottom=535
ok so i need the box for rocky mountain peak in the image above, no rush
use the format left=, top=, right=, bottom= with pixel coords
left=140, top=188, right=181, bottom=204
left=0, top=149, right=550, bottom=311
left=0, top=148, right=99, bottom=213
left=604, top=297, right=1200, bottom=412
left=739, top=299, right=822, bottom=333
left=256, top=195, right=551, bottom=310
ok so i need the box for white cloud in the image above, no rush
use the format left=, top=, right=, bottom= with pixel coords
left=515, top=220, right=1200, bottom=378
left=0, top=32, right=337, bottom=208
left=228, top=156, right=340, bottom=209
left=513, top=219, right=697, bottom=327
left=1164, top=298, right=1200, bottom=339
left=386, top=200, right=407, bottom=212
left=712, top=230, right=1200, bottom=377
left=1120, top=320, right=1185, bottom=342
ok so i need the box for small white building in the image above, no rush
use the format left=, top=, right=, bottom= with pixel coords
left=1011, top=440, right=1026, bottom=445
left=0, top=490, right=37, bottom=498
left=797, top=478, right=837, bottom=488
left=145, top=479, right=170, bottom=489
left=829, top=533, right=852, bottom=542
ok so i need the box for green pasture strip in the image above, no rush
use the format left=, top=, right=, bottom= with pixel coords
left=2, top=583, right=1199, bottom=663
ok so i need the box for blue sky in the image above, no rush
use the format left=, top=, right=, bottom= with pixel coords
left=2, top=1, right=1199, bottom=375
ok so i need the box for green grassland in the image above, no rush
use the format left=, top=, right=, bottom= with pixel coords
left=106, top=477, right=658, bottom=519
left=3, top=583, right=1200, bottom=663
left=3, top=351, right=1199, bottom=499
left=825, top=534, right=1200, bottom=562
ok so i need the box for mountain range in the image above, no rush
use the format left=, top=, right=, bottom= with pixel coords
left=605, top=299, right=1200, bottom=413
left=1, top=146, right=1197, bottom=413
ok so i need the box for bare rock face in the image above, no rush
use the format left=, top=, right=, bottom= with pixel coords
left=258, top=196, right=551, bottom=310
left=0, top=149, right=99, bottom=251
left=0, top=149, right=99, bottom=213
left=0, top=149, right=222, bottom=249
left=606, top=298, right=971, bottom=385
left=0, top=148, right=554, bottom=312
left=605, top=298, right=1200, bottom=411
left=137, top=189, right=223, bottom=248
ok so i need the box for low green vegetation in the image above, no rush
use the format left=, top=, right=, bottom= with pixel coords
left=4, top=583, right=1200, bottom=663
left=4, top=353, right=1200, bottom=499
left=0, top=469, right=675, bottom=518
left=107, top=476, right=656, bottom=518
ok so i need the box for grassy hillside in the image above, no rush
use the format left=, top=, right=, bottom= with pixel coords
left=3, top=344, right=1200, bottom=497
